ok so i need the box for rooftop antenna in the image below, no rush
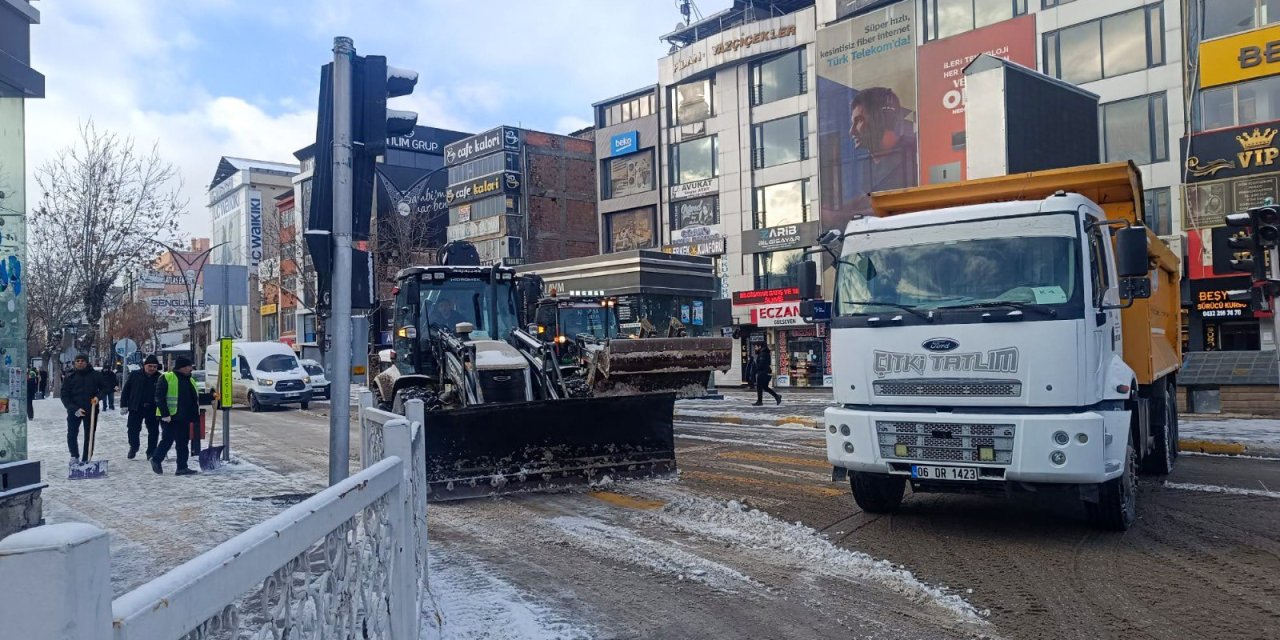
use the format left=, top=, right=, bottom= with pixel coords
left=678, top=0, right=702, bottom=25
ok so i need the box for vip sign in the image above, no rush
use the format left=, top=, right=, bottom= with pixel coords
left=751, top=302, right=806, bottom=327
left=1237, top=127, right=1279, bottom=169
left=248, top=191, right=263, bottom=268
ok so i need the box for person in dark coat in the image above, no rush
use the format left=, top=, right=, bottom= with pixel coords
left=25, top=368, right=37, bottom=419
left=98, top=363, right=118, bottom=410
left=38, top=368, right=48, bottom=399
left=121, top=355, right=163, bottom=460
left=151, top=356, right=202, bottom=476
left=750, top=342, right=782, bottom=406
left=61, top=354, right=104, bottom=462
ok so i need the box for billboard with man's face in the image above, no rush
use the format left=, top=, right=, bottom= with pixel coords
left=817, top=1, right=918, bottom=232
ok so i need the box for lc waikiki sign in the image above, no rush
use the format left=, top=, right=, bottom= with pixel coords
left=247, top=190, right=263, bottom=268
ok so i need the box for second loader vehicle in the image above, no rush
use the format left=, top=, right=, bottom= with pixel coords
left=802, top=162, right=1181, bottom=530
left=530, top=294, right=733, bottom=398
left=373, top=242, right=677, bottom=501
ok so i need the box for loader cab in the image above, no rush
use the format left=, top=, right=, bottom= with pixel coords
left=392, top=265, right=522, bottom=373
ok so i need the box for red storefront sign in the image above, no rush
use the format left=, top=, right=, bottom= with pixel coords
left=733, top=287, right=800, bottom=306
left=750, top=302, right=806, bottom=327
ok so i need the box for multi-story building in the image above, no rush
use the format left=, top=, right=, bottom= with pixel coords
left=444, top=126, right=598, bottom=264
left=645, top=0, right=1187, bottom=387
left=1181, top=0, right=1280, bottom=352
left=259, top=190, right=299, bottom=345
left=207, top=156, right=299, bottom=341
left=594, top=86, right=664, bottom=254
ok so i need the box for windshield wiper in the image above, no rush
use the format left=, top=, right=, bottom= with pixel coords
left=936, top=300, right=1057, bottom=317
left=847, top=301, right=932, bottom=321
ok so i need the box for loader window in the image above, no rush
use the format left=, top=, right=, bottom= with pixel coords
left=559, top=306, right=615, bottom=340
left=422, top=279, right=520, bottom=340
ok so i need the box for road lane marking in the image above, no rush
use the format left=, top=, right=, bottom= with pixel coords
left=589, top=491, right=666, bottom=510
left=716, top=450, right=829, bottom=469
left=1163, top=482, right=1280, bottom=499
left=681, top=469, right=847, bottom=498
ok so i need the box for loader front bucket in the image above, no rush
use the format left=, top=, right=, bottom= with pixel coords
left=423, top=392, right=676, bottom=502
left=593, top=337, right=733, bottom=398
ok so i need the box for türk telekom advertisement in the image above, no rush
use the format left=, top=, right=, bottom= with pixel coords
left=816, top=1, right=918, bottom=232
left=916, top=14, right=1035, bottom=185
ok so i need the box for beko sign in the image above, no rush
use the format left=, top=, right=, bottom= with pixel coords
left=444, top=127, right=521, bottom=166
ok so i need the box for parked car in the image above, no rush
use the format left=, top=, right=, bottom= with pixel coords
left=191, top=370, right=215, bottom=405
left=300, top=359, right=330, bottom=400
left=205, top=341, right=313, bottom=412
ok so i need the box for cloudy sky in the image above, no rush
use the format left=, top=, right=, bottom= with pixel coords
left=27, top=0, right=732, bottom=237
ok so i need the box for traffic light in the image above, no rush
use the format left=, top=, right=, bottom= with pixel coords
left=1249, top=204, right=1280, bottom=249
left=1225, top=212, right=1267, bottom=282
left=355, top=55, right=418, bottom=157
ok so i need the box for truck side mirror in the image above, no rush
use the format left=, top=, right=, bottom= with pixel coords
left=1115, top=226, right=1149, bottom=278
left=798, top=259, right=818, bottom=300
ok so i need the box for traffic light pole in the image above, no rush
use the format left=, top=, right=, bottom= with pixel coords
left=329, top=36, right=355, bottom=485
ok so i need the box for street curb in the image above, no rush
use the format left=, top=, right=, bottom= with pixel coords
left=1178, top=438, right=1280, bottom=458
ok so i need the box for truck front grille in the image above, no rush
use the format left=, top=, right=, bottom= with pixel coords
left=876, top=421, right=1015, bottom=465
left=873, top=378, right=1021, bottom=397
left=276, top=380, right=305, bottom=393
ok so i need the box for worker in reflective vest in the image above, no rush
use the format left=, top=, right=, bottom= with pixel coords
left=151, top=356, right=202, bottom=476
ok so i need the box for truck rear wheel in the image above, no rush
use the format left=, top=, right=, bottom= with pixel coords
left=850, top=472, right=905, bottom=514
left=1087, top=434, right=1137, bottom=531
left=1142, top=380, right=1176, bottom=475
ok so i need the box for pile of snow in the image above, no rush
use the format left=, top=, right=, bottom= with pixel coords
left=640, top=496, right=986, bottom=623
left=1181, top=418, right=1280, bottom=447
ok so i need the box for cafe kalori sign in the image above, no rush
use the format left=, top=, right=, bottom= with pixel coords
left=445, top=171, right=520, bottom=206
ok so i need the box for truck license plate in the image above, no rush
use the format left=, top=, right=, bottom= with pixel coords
left=911, top=465, right=978, bottom=481
left=286, top=393, right=299, bottom=399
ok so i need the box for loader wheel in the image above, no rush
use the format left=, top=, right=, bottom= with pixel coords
left=1142, top=381, right=1176, bottom=475
left=248, top=392, right=262, bottom=413
left=1087, top=433, right=1137, bottom=531
left=850, top=472, right=905, bottom=514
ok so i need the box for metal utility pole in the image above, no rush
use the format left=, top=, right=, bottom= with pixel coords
left=329, top=36, right=356, bottom=485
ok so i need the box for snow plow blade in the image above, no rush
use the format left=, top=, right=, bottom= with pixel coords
left=424, top=393, right=676, bottom=502
left=593, top=337, right=733, bottom=398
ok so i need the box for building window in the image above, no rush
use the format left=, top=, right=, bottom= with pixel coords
left=1043, top=5, right=1164, bottom=84
left=925, top=0, right=1027, bottom=41
left=1203, top=0, right=1280, bottom=40
left=1101, top=93, right=1168, bottom=165
left=602, top=150, right=654, bottom=199
left=599, top=93, right=656, bottom=128
left=1144, top=188, right=1172, bottom=236
left=670, top=136, right=718, bottom=184
left=1192, top=75, right=1280, bottom=132
left=754, top=249, right=806, bottom=290
left=671, top=196, right=720, bottom=230
left=752, top=114, right=808, bottom=169
left=263, top=314, right=279, bottom=341
left=282, top=312, right=296, bottom=335
left=751, top=49, right=806, bottom=106
left=1042, top=0, right=1076, bottom=6
left=670, top=78, right=714, bottom=126
left=605, top=206, right=657, bottom=252
left=754, top=179, right=810, bottom=229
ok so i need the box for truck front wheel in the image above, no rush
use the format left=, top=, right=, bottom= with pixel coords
left=1087, top=434, right=1137, bottom=531
left=850, top=472, right=905, bottom=513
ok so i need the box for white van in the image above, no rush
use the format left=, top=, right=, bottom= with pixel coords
left=205, top=341, right=313, bottom=412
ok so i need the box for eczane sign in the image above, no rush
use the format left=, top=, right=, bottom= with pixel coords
left=751, top=301, right=806, bottom=327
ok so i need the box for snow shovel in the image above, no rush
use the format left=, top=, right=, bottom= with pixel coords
left=198, top=406, right=224, bottom=471
left=69, top=398, right=108, bottom=480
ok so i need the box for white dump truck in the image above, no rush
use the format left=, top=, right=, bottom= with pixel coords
left=800, top=162, right=1182, bottom=530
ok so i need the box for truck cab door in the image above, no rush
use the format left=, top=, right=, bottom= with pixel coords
left=1087, top=218, right=1122, bottom=393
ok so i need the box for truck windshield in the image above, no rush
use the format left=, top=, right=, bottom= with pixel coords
left=422, top=279, right=519, bottom=340
left=836, top=215, right=1081, bottom=319
left=559, top=306, right=616, bottom=340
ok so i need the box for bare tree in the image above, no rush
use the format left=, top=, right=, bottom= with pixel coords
left=26, top=216, right=81, bottom=365
left=103, top=300, right=165, bottom=352
left=32, top=122, right=186, bottom=352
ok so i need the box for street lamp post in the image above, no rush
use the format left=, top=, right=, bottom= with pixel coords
left=140, top=239, right=229, bottom=358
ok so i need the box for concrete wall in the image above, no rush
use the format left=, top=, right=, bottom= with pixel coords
left=524, top=131, right=599, bottom=263
left=1179, top=385, right=1280, bottom=416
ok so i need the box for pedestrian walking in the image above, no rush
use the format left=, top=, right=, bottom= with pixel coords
left=98, top=363, right=118, bottom=410
left=121, top=354, right=162, bottom=460
left=25, top=368, right=37, bottom=419
left=61, top=354, right=104, bottom=462
left=750, top=342, right=782, bottom=406
left=38, top=368, right=48, bottom=399
left=151, top=356, right=201, bottom=476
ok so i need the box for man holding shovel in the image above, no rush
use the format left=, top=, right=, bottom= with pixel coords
left=151, top=356, right=201, bottom=476
left=121, top=355, right=162, bottom=460
left=61, top=354, right=104, bottom=463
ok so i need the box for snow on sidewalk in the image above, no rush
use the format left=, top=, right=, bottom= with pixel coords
left=28, top=398, right=324, bottom=595
left=1180, top=417, right=1280, bottom=447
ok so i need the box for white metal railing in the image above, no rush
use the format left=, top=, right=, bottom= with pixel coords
left=0, top=399, right=429, bottom=639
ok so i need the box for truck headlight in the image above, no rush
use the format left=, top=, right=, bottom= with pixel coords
left=304, top=376, right=311, bottom=384
left=843, top=442, right=855, bottom=453
left=1050, top=451, right=1067, bottom=465
left=1053, top=431, right=1069, bottom=446
left=259, top=379, right=274, bottom=387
